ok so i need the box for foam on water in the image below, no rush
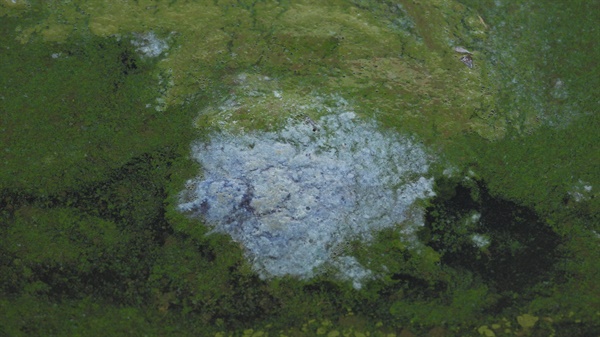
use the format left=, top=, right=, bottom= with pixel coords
left=179, top=104, right=435, bottom=288
left=131, top=32, right=168, bottom=58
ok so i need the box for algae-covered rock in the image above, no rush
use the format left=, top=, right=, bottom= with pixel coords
left=477, top=325, right=495, bottom=337
left=517, top=314, right=539, bottom=329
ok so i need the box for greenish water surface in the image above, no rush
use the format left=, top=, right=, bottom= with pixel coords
left=1, top=1, right=598, bottom=336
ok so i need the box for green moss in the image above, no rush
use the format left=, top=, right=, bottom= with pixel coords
left=473, top=114, right=599, bottom=220
left=6, top=207, right=126, bottom=265
left=0, top=0, right=598, bottom=336
left=0, top=295, right=159, bottom=337
left=389, top=282, right=492, bottom=327
left=0, top=27, right=197, bottom=194
left=5, top=0, right=505, bottom=148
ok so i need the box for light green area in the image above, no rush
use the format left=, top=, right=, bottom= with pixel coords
left=3, top=0, right=502, bottom=142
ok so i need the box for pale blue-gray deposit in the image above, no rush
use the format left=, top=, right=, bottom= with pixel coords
left=178, top=106, right=435, bottom=288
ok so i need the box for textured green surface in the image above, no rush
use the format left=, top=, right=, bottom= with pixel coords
left=1, top=0, right=598, bottom=336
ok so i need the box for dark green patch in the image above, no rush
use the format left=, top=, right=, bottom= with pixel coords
left=0, top=21, right=192, bottom=194
left=423, top=178, right=563, bottom=296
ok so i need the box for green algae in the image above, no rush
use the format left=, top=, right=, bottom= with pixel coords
left=4, top=0, right=504, bottom=144
left=6, top=207, right=126, bottom=265
left=1, top=1, right=599, bottom=336
left=0, top=24, right=195, bottom=194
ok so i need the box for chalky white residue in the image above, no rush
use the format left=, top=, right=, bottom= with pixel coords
left=568, top=179, right=593, bottom=202
left=471, top=234, right=490, bottom=248
left=131, top=32, right=168, bottom=58
left=179, top=107, right=435, bottom=288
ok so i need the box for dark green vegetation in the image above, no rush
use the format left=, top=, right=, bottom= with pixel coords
left=1, top=1, right=599, bottom=337
left=423, top=178, right=562, bottom=295
left=0, top=20, right=192, bottom=195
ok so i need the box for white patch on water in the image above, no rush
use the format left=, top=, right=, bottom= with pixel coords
left=179, top=101, right=436, bottom=288
left=568, top=179, right=593, bottom=202
left=471, top=234, right=490, bottom=248
left=131, top=32, right=169, bottom=58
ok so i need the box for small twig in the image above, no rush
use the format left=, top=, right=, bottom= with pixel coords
left=304, top=116, right=320, bottom=132
left=478, top=15, right=488, bottom=29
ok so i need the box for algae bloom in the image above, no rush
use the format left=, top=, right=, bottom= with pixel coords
left=179, top=103, right=435, bottom=287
